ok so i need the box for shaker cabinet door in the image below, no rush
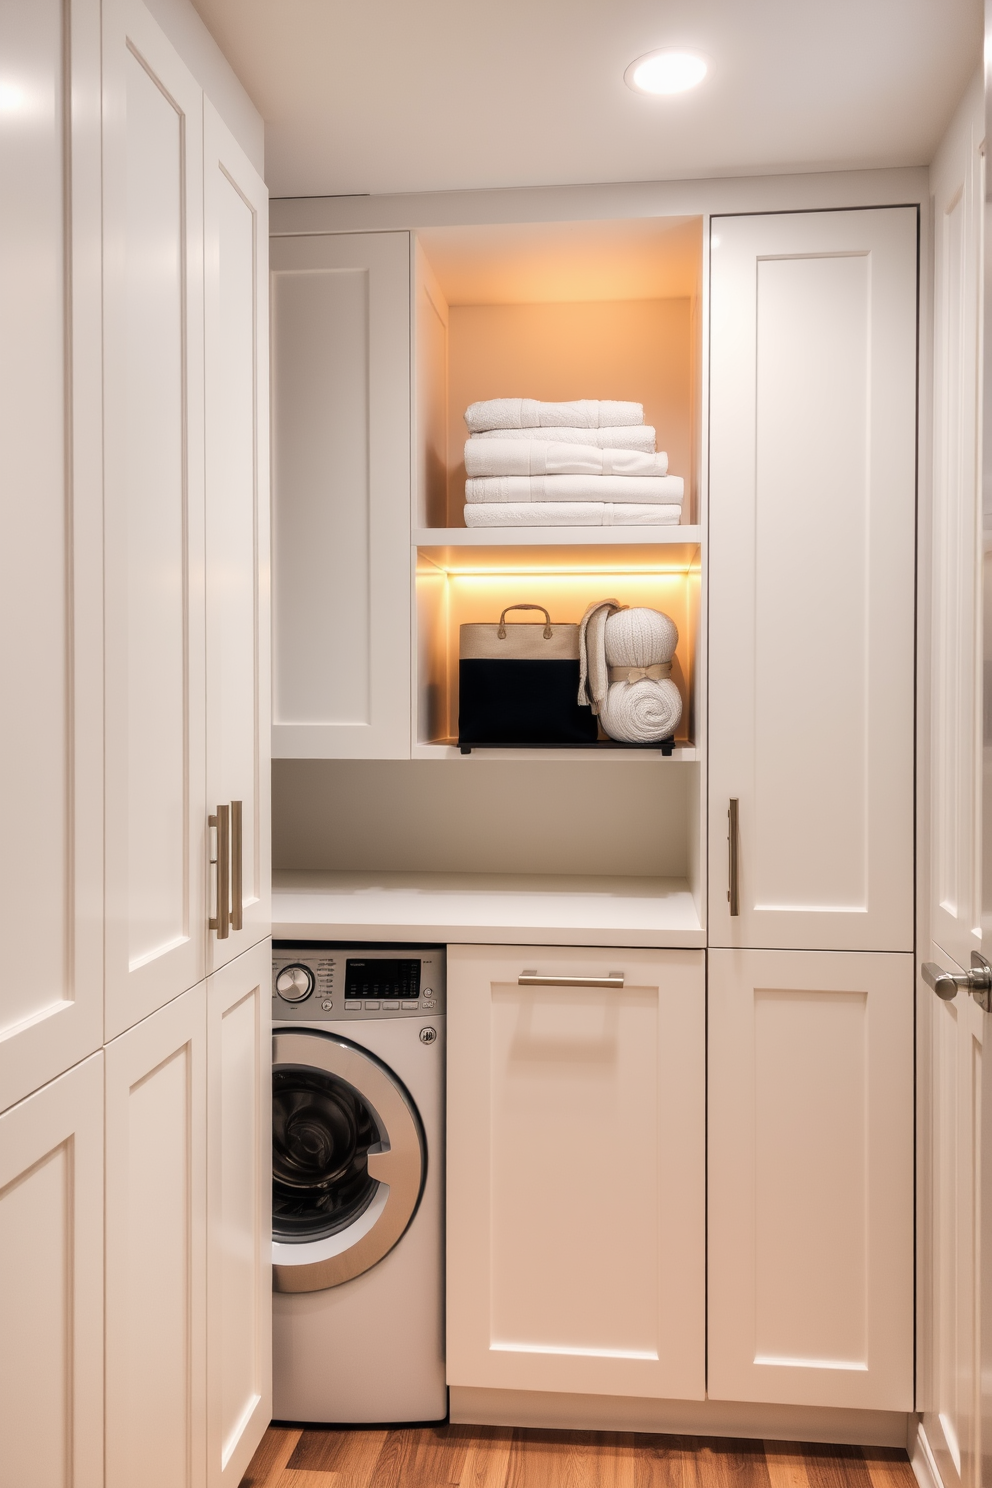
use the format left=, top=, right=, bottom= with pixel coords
left=708, top=948, right=914, bottom=1411
left=205, top=941, right=272, bottom=1488
left=270, top=230, right=412, bottom=759
left=0, top=1054, right=104, bottom=1488
left=204, top=102, right=271, bottom=972
left=0, top=0, right=105, bottom=1111
left=446, top=944, right=705, bottom=1402
left=105, top=981, right=208, bottom=1488
left=102, top=0, right=207, bottom=1037
left=708, top=207, right=917, bottom=953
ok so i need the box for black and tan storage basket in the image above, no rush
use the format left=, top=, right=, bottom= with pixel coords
left=457, top=604, right=598, bottom=747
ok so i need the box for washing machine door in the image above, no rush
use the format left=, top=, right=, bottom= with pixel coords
left=271, top=1029, right=426, bottom=1294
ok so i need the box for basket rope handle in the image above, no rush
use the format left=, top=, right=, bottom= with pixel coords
left=497, top=604, right=553, bottom=640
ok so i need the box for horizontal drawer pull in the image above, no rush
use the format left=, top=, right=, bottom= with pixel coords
left=518, top=971, right=625, bottom=988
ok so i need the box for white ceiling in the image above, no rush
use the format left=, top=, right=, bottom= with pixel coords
left=191, top=0, right=981, bottom=199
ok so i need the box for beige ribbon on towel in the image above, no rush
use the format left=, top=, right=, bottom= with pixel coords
left=608, top=662, right=672, bottom=683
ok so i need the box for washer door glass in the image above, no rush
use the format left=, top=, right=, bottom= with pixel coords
left=272, top=1064, right=380, bottom=1242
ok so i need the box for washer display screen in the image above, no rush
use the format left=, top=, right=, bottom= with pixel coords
left=345, top=959, right=420, bottom=999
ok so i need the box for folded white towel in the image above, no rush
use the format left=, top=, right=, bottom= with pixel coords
left=465, top=474, right=684, bottom=505
left=463, top=503, right=682, bottom=528
left=465, top=439, right=669, bottom=479
left=470, top=425, right=657, bottom=452
left=465, top=398, right=642, bottom=432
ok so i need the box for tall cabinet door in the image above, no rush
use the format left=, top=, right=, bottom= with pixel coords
left=204, top=103, right=271, bottom=971
left=708, top=207, right=917, bottom=953
left=205, top=941, right=272, bottom=1488
left=446, top=944, right=705, bottom=1403
left=0, top=1054, right=104, bottom=1488
left=105, top=983, right=207, bottom=1488
left=270, top=230, right=412, bottom=759
left=0, top=0, right=104, bottom=1111
left=708, top=948, right=914, bottom=1411
left=103, top=0, right=207, bottom=1039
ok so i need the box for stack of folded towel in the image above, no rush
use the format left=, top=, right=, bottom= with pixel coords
left=462, top=398, right=683, bottom=528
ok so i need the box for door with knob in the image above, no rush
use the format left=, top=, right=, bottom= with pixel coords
left=921, top=79, right=987, bottom=1488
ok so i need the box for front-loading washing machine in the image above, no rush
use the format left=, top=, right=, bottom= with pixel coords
left=270, top=943, right=446, bottom=1424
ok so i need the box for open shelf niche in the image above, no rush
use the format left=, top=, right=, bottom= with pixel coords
left=412, top=215, right=704, bottom=531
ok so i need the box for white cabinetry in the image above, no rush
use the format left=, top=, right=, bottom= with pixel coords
left=446, top=944, right=705, bottom=1403
left=271, top=230, right=412, bottom=759
left=708, top=948, right=914, bottom=1411
left=104, top=943, right=272, bottom=1488
left=206, top=942, right=272, bottom=1488
left=0, top=0, right=105, bottom=1112
left=708, top=207, right=917, bottom=954
left=103, top=1, right=270, bottom=1033
left=204, top=103, right=271, bottom=971
left=0, top=1054, right=104, bottom=1487
left=105, top=983, right=208, bottom=1488
left=103, top=0, right=207, bottom=1036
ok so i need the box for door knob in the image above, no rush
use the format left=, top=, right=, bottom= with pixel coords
left=922, top=953, right=992, bottom=1012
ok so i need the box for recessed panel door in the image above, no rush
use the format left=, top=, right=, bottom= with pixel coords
left=0, top=0, right=104, bottom=1111
left=270, top=230, right=412, bottom=759
left=708, top=207, right=917, bottom=953
left=103, top=0, right=206, bottom=1037
left=206, top=941, right=271, bottom=1488
left=204, top=102, right=271, bottom=971
left=446, top=944, right=704, bottom=1401
left=0, top=1054, right=104, bottom=1488
left=105, top=981, right=207, bottom=1488
left=708, top=947, right=914, bottom=1411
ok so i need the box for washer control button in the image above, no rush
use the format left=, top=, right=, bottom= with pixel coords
left=275, top=965, right=315, bottom=1003
left=365, top=1001, right=380, bottom=1010
left=402, top=1001, right=418, bottom=1010
left=422, top=999, right=436, bottom=1009
left=345, top=1000, right=361, bottom=1011
left=420, top=1026, right=437, bottom=1044
left=382, top=1001, right=399, bottom=1010
left=422, top=987, right=433, bottom=997
left=321, top=1000, right=333, bottom=1011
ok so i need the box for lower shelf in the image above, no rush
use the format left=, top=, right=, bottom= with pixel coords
left=273, top=870, right=705, bottom=948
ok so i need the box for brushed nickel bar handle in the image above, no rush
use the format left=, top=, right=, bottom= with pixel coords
left=210, top=804, right=230, bottom=940
left=230, top=800, right=243, bottom=932
left=518, top=972, right=625, bottom=988
left=728, top=798, right=740, bottom=918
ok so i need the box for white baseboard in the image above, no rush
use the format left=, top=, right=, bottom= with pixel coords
left=449, top=1386, right=910, bottom=1448
left=910, top=1420, right=945, bottom=1488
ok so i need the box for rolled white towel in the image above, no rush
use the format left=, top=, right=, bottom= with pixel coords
left=465, top=398, right=642, bottom=432
left=465, top=474, right=684, bottom=504
left=463, top=503, right=682, bottom=527
left=601, top=608, right=682, bottom=742
left=470, top=425, right=657, bottom=452
left=465, top=439, right=669, bottom=479
left=601, top=678, right=682, bottom=743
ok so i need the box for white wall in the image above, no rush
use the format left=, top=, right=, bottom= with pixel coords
left=272, top=759, right=692, bottom=878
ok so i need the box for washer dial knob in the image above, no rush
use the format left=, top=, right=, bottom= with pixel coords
left=275, top=965, right=315, bottom=1003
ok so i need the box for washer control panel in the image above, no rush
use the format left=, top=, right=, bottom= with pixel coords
left=272, top=944, right=446, bottom=1021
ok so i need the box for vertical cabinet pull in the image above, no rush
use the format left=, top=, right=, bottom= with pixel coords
left=728, top=798, right=740, bottom=917
left=209, top=801, right=244, bottom=939
left=230, top=800, right=243, bottom=932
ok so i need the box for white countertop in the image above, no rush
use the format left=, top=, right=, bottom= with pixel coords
left=273, top=870, right=705, bottom=948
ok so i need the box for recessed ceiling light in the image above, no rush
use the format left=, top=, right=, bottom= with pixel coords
left=624, top=49, right=708, bottom=96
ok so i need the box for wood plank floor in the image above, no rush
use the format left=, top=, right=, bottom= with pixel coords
left=239, top=1425, right=917, bottom=1488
